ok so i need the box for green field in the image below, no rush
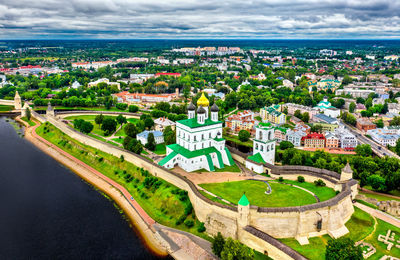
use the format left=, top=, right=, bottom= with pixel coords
left=21, top=117, right=36, bottom=126
left=0, top=105, right=13, bottom=111
left=281, top=206, right=400, bottom=260
left=280, top=179, right=337, bottom=202
left=199, top=180, right=325, bottom=207
left=153, top=143, right=167, bottom=155
left=36, top=122, right=209, bottom=240
left=65, top=115, right=123, bottom=137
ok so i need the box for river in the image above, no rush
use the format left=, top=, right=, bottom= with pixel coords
left=0, top=117, right=169, bottom=259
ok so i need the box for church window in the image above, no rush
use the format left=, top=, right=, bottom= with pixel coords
left=194, top=145, right=196, bottom=150
left=194, top=136, right=197, bottom=141
left=259, top=131, right=263, bottom=140
left=261, top=145, right=264, bottom=151
left=202, top=143, right=204, bottom=148
left=209, top=133, right=211, bottom=138
left=256, top=143, right=258, bottom=150
left=268, top=131, right=272, bottom=140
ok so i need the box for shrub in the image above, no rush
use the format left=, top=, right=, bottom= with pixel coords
left=297, top=176, right=305, bottom=183
left=116, top=103, right=128, bottom=110
left=212, top=232, right=225, bottom=257
left=120, top=155, right=124, bottom=162
left=184, top=219, right=194, bottom=228
left=184, top=203, right=193, bottom=216
left=97, top=157, right=104, bottom=162
left=278, top=177, right=284, bottom=182
left=128, top=105, right=139, bottom=113
left=197, top=222, right=206, bottom=233
left=175, top=215, right=187, bottom=225
left=314, top=179, right=326, bottom=187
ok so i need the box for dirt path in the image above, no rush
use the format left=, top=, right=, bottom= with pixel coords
left=355, top=202, right=400, bottom=228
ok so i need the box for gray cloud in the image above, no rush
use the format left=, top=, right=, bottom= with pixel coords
left=0, top=0, right=399, bottom=38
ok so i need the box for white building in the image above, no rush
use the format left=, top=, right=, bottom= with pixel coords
left=334, top=126, right=358, bottom=149
left=245, top=122, right=276, bottom=174
left=158, top=93, right=234, bottom=172
left=286, top=129, right=306, bottom=147
left=367, top=128, right=400, bottom=147
left=137, top=130, right=164, bottom=145
left=71, top=80, right=81, bottom=89
left=154, top=117, right=176, bottom=131
left=88, top=78, right=120, bottom=90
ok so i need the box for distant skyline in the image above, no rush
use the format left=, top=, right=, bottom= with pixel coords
left=1, top=0, right=400, bottom=39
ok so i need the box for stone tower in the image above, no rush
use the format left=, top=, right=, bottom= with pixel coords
left=238, top=194, right=250, bottom=227
left=21, top=102, right=30, bottom=118
left=46, top=102, right=55, bottom=117
left=14, top=91, right=22, bottom=110
left=340, top=162, right=353, bottom=182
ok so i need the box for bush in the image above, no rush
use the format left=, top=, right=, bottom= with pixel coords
left=314, top=179, right=326, bottom=187
left=325, top=237, right=362, bottom=260
left=128, top=105, right=139, bottom=113
left=238, top=130, right=250, bottom=142
left=116, top=103, right=128, bottom=110
left=212, top=232, right=225, bottom=257
left=278, top=177, right=284, bottom=182
left=184, top=219, right=194, bottom=228
left=297, top=176, right=305, bottom=183
left=184, top=203, right=193, bottom=216
left=175, top=215, right=187, bottom=225
left=197, top=222, right=206, bottom=233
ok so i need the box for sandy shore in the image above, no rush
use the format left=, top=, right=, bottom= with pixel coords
left=17, top=117, right=169, bottom=257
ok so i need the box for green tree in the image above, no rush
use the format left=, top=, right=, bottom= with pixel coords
left=279, top=141, right=294, bottom=150
left=290, top=152, right=303, bottom=165
left=116, top=114, right=127, bottom=125
left=144, top=118, right=154, bottom=129
left=95, top=114, right=104, bottom=125
left=349, top=102, right=356, bottom=113
left=367, top=174, right=387, bottom=192
left=124, top=123, right=138, bottom=138
left=294, top=109, right=302, bottom=119
left=395, top=138, right=400, bottom=156
left=212, top=232, right=225, bottom=257
left=26, top=107, right=31, bottom=120
left=145, top=132, right=156, bottom=151
left=101, top=118, right=117, bottom=135
left=355, top=144, right=372, bottom=157
left=325, top=237, right=362, bottom=260
left=302, top=112, right=310, bottom=123
left=128, top=105, right=139, bottom=113
left=390, top=116, right=400, bottom=126
left=220, top=238, right=254, bottom=260
left=238, top=130, right=251, bottom=142
left=80, top=121, right=94, bottom=134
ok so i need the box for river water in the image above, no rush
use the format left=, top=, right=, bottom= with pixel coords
left=0, top=117, right=168, bottom=259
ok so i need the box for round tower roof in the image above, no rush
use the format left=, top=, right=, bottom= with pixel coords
left=210, top=103, right=219, bottom=112
left=197, top=106, right=206, bottom=114
left=197, top=92, right=209, bottom=107
left=187, top=102, right=195, bottom=111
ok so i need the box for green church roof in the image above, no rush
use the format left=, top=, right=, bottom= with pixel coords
left=238, top=194, right=249, bottom=206
left=177, top=117, right=222, bottom=129
left=247, top=152, right=266, bottom=164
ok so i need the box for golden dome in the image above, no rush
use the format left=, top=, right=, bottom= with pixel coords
left=197, top=92, right=209, bottom=107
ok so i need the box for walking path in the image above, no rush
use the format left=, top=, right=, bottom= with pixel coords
left=22, top=120, right=215, bottom=260
left=355, top=202, right=400, bottom=228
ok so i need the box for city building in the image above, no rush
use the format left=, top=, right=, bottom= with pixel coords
left=334, top=126, right=358, bottom=149
left=274, top=127, right=287, bottom=143
left=313, top=123, right=339, bottom=133
left=356, top=118, right=377, bottom=132
left=317, top=79, right=341, bottom=92
left=367, top=128, right=400, bottom=147
left=137, top=130, right=164, bottom=145
left=284, top=103, right=319, bottom=120
left=314, top=96, right=340, bottom=118
left=225, top=110, right=258, bottom=134
left=114, top=91, right=176, bottom=104
left=325, top=132, right=339, bottom=148
left=88, top=78, right=120, bottom=90
left=313, top=113, right=339, bottom=125
left=286, top=129, right=306, bottom=147
left=158, top=94, right=234, bottom=172
left=245, top=122, right=276, bottom=173
left=154, top=117, right=176, bottom=132
left=302, top=133, right=326, bottom=149
left=260, top=105, right=286, bottom=124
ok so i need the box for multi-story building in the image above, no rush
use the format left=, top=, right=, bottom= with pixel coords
left=313, top=123, right=339, bottom=133
left=367, top=128, right=400, bottom=147
left=88, top=78, right=120, bottom=89
left=225, top=110, right=258, bottom=134
left=286, top=129, right=306, bottom=147
left=158, top=93, right=234, bottom=172
left=114, top=91, right=176, bottom=104
left=313, top=113, right=339, bottom=125
left=284, top=103, right=319, bottom=120
left=302, top=133, right=326, bottom=149
left=137, top=130, right=164, bottom=145
left=356, top=118, right=377, bottom=132
left=314, top=96, right=341, bottom=118
left=325, top=132, right=339, bottom=148
left=334, top=126, right=358, bottom=149
left=274, top=127, right=287, bottom=143
left=260, top=105, right=286, bottom=125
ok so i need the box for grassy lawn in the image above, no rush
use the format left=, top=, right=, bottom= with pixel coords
left=199, top=180, right=318, bottom=207
left=36, top=122, right=209, bottom=240
left=359, top=191, right=400, bottom=202
left=198, top=190, right=233, bottom=206
left=356, top=199, right=378, bottom=209
left=21, top=117, right=36, bottom=126
left=280, top=179, right=337, bottom=202
left=153, top=143, right=166, bottom=155
left=0, top=105, right=13, bottom=111
left=280, top=205, right=400, bottom=260
left=214, top=163, right=241, bottom=172
left=280, top=207, right=375, bottom=260
left=223, top=134, right=253, bottom=148
left=65, top=115, right=121, bottom=137
left=112, top=137, right=124, bottom=144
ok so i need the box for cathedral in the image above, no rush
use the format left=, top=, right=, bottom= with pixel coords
left=159, top=93, right=235, bottom=172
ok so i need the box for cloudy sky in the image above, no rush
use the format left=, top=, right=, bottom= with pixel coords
left=0, top=0, right=399, bottom=39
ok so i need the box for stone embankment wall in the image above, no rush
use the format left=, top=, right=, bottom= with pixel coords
left=56, top=111, right=141, bottom=119
left=43, top=114, right=357, bottom=260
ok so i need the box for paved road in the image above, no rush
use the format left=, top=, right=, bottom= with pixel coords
left=355, top=202, right=400, bottom=228
left=341, top=120, right=399, bottom=159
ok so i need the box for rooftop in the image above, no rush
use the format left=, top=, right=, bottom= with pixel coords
left=177, top=117, right=222, bottom=129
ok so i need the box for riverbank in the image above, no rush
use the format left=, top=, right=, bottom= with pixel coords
left=16, top=117, right=169, bottom=257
